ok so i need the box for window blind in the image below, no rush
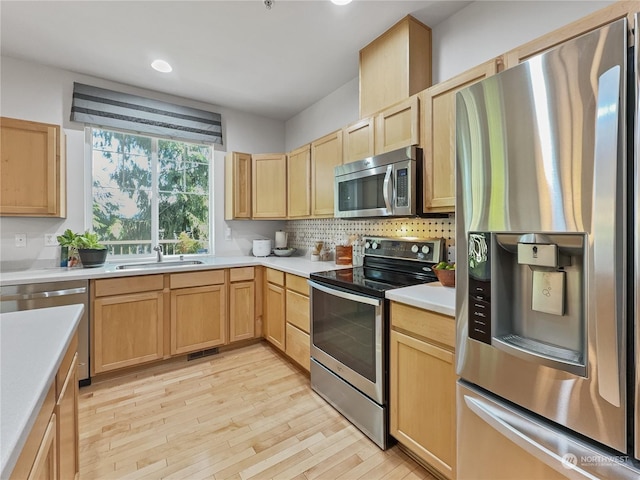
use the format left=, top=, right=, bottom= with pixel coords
left=70, top=82, right=222, bottom=145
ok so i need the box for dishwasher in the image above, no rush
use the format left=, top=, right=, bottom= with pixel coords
left=1, top=280, right=90, bottom=386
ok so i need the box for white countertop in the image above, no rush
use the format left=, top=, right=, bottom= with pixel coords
left=1, top=304, right=84, bottom=479
left=386, top=282, right=456, bottom=317
left=0, top=255, right=348, bottom=286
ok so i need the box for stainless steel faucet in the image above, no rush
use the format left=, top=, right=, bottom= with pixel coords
left=153, top=245, right=163, bottom=262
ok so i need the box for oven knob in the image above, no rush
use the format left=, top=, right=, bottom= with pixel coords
left=365, top=241, right=371, bottom=249
left=422, top=245, right=431, bottom=254
left=371, top=242, right=378, bottom=249
left=411, top=245, right=419, bottom=253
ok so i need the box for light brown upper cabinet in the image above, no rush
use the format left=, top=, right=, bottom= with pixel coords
left=287, top=144, right=311, bottom=218
left=420, top=59, right=499, bottom=213
left=311, top=130, right=343, bottom=217
left=252, top=153, right=287, bottom=219
left=343, top=117, right=375, bottom=164
left=503, top=1, right=637, bottom=68
left=359, top=15, right=432, bottom=118
left=224, top=151, right=252, bottom=220
left=374, top=95, right=420, bottom=155
left=0, top=117, right=66, bottom=217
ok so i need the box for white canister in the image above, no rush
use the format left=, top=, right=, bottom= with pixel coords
left=252, top=239, right=272, bottom=257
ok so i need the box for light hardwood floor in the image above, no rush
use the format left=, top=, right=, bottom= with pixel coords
left=79, top=342, right=437, bottom=480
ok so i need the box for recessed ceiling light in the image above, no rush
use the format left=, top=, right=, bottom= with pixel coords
left=151, top=59, right=172, bottom=73
left=331, top=0, right=352, bottom=5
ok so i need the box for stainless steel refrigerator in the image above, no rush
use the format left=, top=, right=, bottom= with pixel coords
left=455, top=13, right=640, bottom=479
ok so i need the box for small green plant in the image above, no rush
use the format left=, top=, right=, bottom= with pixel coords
left=74, top=231, right=106, bottom=250
left=56, top=229, right=78, bottom=247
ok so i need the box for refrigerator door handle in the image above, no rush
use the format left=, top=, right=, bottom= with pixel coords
left=464, top=394, right=601, bottom=480
left=592, top=65, right=623, bottom=408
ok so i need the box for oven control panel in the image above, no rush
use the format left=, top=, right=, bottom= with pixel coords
left=363, top=237, right=444, bottom=263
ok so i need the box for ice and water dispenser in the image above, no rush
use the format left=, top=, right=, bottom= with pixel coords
left=468, top=232, right=587, bottom=376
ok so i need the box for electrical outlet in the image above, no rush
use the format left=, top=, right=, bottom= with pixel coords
left=15, top=233, right=27, bottom=248
left=225, top=226, right=232, bottom=240
left=44, top=233, right=58, bottom=246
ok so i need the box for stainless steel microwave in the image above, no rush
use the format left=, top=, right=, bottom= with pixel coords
left=334, top=146, right=422, bottom=218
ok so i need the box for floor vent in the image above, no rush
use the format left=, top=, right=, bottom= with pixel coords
left=187, top=347, right=219, bottom=361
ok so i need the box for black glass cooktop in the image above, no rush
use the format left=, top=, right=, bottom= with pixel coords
left=310, top=262, right=438, bottom=298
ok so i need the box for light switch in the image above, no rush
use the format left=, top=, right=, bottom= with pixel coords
left=532, top=270, right=565, bottom=315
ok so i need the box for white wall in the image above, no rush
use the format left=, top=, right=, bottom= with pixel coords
left=0, top=56, right=285, bottom=269
left=284, top=0, right=614, bottom=150
left=285, top=77, right=359, bottom=151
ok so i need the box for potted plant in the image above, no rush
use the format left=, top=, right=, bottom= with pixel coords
left=56, top=229, right=80, bottom=268
left=74, top=231, right=108, bottom=268
left=57, top=229, right=108, bottom=268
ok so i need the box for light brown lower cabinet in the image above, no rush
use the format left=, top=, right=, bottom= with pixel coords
left=390, top=301, right=456, bottom=480
left=93, top=290, right=164, bottom=373
left=229, top=267, right=257, bottom=343
left=170, top=269, right=228, bottom=355
left=265, top=268, right=286, bottom=351
left=56, top=354, right=78, bottom=480
left=284, top=273, right=310, bottom=371
left=11, top=334, right=79, bottom=480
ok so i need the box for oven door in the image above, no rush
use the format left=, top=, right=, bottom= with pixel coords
left=309, top=280, right=384, bottom=404
left=334, top=163, right=393, bottom=218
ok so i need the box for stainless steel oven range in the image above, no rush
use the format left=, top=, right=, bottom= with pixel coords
left=308, top=237, right=444, bottom=449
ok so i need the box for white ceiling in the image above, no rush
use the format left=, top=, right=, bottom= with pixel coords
left=0, top=1, right=472, bottom=121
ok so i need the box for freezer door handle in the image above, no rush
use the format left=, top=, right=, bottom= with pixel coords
left=593, top=64, right=624, bottom=408
left=464, top=393, right=600, bottom=480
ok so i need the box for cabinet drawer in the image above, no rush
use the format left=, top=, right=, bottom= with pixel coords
left=94, top=275, right=163, bottom=297
left=286, top=290, right=310, bottom=333
left=170, top=270, right=225, bottom=289
left=285, top=273, right=309, bottom=295
left=266, top=268, right=285, bottom=286
left=230, top=267, right=255, bottom=282
left=391, top=301, right=455, bottom=350
left=286, top=324, right=310, bottom=372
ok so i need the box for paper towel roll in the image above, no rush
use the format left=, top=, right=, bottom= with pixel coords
left=275, top=231, right=288, bottom=249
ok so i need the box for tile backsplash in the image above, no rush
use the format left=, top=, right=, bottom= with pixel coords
left=285, top=216, right=456, bottom=261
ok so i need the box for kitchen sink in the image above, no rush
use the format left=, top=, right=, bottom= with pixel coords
left=115, top=260, right=204, bottom=270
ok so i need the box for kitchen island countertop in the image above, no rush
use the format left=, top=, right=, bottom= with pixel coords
left=386, top=282, right=455, bottom=317
left=0, top=304, right=84, bottom=479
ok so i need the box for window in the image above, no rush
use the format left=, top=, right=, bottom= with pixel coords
left=90, top=128, right=212, bottom=257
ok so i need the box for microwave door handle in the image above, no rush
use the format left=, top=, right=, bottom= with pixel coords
left=383, top=165, right=393, bottom=213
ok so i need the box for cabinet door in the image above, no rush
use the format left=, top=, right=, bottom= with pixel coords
left=224, top=151, right=252, bottom=219
left=171, top=284, right=227, bottom=355
left=252, top=153, right=287, bottom=218
left=343, top=117, right=374, bottom=164
left=285, top=289, right=309, bottom=334
left=374, top=96, right=419, bottom=154
left=285, top=324, right=310, bottom=372
left=229, top=281, right=256, bottom=343
left=390, top=329, right=455, bottom=479
left=265, top=282, right=286, bottom=351
left=93, top=291, right=164, bottom=373
left=0, top=117, right=66, bottom=217
left=56, top=354, right=78, bottom=480
left=310, top=130, right=342, bottom=217
left=287, top=145, right=311, bottom=218
left=27, top=413, right=56, bottom=480
left=359, top=15, right=432, bottom=118
left=421, top=59, right=499, bottom=213
left=503, top=2, right=636, bottom=68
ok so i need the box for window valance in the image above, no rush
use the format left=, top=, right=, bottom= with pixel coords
left=70, top=82, right=222, bottom=145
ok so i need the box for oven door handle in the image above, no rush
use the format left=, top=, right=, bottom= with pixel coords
left=382, top=164, right=393, bottom=213
left=308, top=280, right=382, bottom=307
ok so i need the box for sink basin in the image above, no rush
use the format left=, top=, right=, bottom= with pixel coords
left=115, top=260, right=204, bottom=270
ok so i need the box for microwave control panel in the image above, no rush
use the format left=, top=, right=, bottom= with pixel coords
left=396, top=168, right=409, bottom=207
left=363, top=237, right=444, bottom=263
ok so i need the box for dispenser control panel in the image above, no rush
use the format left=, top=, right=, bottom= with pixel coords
left=468, top=232, right=492, bottom=344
